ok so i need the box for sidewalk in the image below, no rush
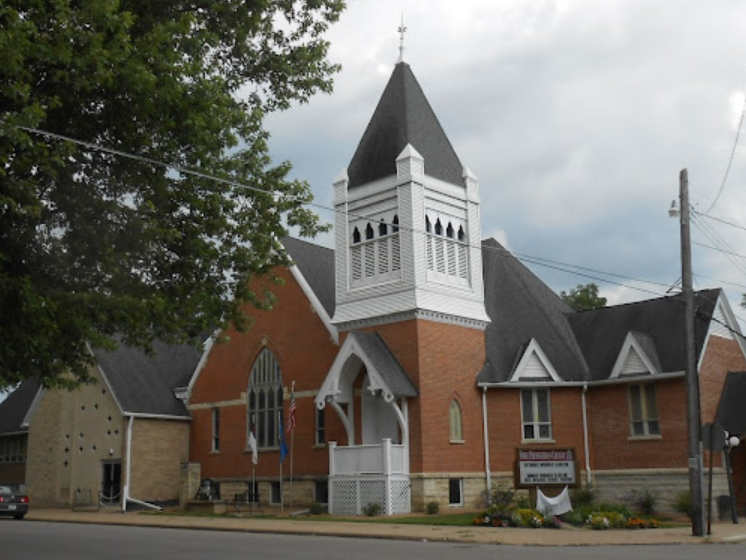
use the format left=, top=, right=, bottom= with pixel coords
left=25, top=508, right=746, bottom=546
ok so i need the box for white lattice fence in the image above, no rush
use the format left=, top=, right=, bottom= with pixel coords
left=329, top=476, right=411, bottom=516
left=390, top=479, right=411, bottom=515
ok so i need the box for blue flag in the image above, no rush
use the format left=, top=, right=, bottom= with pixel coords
left=278, top=411, right=289, bottom=463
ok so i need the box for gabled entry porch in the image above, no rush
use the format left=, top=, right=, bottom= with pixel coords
left=315, top=331, right=418, bottom=515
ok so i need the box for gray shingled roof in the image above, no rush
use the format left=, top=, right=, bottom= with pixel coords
left=566, top=289, right=719, bottom=381
left=716, top=371, right=746, bottom=435
left=347, top=62, right=463, bottom=188
left=92, top=339, right=203, bottom=418
left=478, top=239, right=591, bottom=384
left=349, top=331, right=418, bottom=397
left=0, top=379, right=39, bottom=435
left=282, top=236, right=336, bottom=317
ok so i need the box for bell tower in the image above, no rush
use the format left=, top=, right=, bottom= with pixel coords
left=332, top=62, right=489, bottom=332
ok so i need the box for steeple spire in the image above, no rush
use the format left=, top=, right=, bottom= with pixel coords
left=397, top=13, right=407, bottom=63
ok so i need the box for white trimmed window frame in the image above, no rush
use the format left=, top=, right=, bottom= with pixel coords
left=520, top=388, right=552, bottom=441
left=247, top=347, right=283, bottom=450
left=628, top=383, right=660, bottom=437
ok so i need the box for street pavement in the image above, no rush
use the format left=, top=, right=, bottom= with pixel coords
left=22, top=508, right=746, bottom=546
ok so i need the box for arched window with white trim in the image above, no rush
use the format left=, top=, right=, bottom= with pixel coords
left=449, top=399, right=463, bottom=442
left=247, top=348, right=283, bottom=449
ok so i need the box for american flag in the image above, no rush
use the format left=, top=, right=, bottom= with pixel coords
left=287, top=387, right=297, bottom=433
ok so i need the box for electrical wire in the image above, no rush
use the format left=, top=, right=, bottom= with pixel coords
left=0, top=120, right=734, bottom=304
left=702, top=79, right=746, bottom=215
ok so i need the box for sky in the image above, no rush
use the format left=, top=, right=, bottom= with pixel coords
left=264, top=0, right=746, bottom=328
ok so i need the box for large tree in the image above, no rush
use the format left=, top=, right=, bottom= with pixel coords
left=0, top=0, right=344, bottom=389
left=560, top=283, right=608, bottom=312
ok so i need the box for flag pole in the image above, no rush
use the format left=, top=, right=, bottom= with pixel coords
left=279, top=410, right=284, bottom=514
left=290, top=380, right=296, bottom=510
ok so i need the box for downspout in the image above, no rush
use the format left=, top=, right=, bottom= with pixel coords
left=481, top=387, right=492, bottom=495
left=122, top=414, right=164, bottom=513
left=581, top=383, right=592, bottom=487
left=123, top=415, right=133, bottom=512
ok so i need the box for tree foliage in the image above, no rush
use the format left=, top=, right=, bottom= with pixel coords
left=0, top=0, right=345, bottom=389
left=560, top=283, right=607, bottom=312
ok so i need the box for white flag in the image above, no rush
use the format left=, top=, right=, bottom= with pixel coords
left=248, top=415, right=258, bottom=465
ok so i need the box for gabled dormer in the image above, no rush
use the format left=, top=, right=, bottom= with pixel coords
left=332, top=62, right=489, bottom=331
left=509, top=339, right=562, bottom=382
left=609, top=332, right=661, bottom=378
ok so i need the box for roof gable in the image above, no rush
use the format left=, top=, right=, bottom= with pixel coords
left=509, top=339, right=561, bottom=382
left=0, top=379, right=40, bottom=435
left=92, top=338, right=204, bottom=418
left=568, top=289, right=720, bottom=381
left=478, top=238, right=590, bottom=385
left=610, top=332, right=661, bottom=378
left=347, top=62, right=463, bottom=188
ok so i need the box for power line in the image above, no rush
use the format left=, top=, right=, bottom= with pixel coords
left=693, top=210, right=746, bottom=233
left=0, top=120, right=727, bottom=303
left=692, top=241, right=746, bottom=261
left=702, top=75, right=746, bottom=215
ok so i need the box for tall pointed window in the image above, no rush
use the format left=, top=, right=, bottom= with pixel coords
left=449, top=400, right=463, bottom=442
left=248, top=348, right=283, bottom=449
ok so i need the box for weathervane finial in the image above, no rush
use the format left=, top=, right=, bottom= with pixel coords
left=397, top=12, right=407, bottom=63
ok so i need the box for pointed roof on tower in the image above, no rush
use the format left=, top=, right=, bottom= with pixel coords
left=347, top=62, right=463, bottom=188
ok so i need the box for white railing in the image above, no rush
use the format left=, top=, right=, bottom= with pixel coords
left=329, top=439, right=407, bottom=476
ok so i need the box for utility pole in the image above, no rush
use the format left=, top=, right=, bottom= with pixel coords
left=677, top=168, right=705, bottom=536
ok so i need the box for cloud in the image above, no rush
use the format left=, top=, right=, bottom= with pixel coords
left=265, top=0, right=746, bottom=327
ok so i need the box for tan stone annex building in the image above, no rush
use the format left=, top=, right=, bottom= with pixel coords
left=16, top=340, right=204, bottom=510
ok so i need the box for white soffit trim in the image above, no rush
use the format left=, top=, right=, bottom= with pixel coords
left=609, top=332, right=659, bottom=379
left=289, top=264, right=339, bottom=345
left=178, top=331, right=218, bottom=403
left=509, top=339, right=561, bottom=382
left=699, top=292, right=746, bottom=369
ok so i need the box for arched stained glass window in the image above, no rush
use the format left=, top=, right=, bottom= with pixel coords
left=392, top=215, right=399, bottom=233
left=425, top=216, right=431, bottom=233
left=446, top=223, right=454, bottom=239
left=435, top=219, right=443, bottom=236
left=365, top=223, right=374, bottom=240
left=379, top=220, right=388, bottom=236
left=352, top=227, right=361, bottom=244
left=248, top=348, right=283, bottom=449
left=457, top=226, right=465, bottom=242
left=449, top=400, right=463, bottom=442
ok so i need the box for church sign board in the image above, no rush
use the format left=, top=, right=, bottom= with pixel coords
left=515, top=448, right=578, bottom=488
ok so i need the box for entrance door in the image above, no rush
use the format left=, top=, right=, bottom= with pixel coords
left=361, top=375, right=400, bottom=444
left=101, top=461, right=122, bottom=504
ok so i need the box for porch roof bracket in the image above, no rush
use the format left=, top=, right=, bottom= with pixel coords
left=387, top=399, right=408, bottom=443
left=327, top=397, right=355, bottom=446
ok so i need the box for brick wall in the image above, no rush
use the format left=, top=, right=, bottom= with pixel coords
left=484, top=386, right=588, bottom=474
left=129, top=418, right=189, bottom=502
left=189, top=266, right=342, bottom=481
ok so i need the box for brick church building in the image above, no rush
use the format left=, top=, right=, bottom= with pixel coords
left=186, top=60, right=746, bottom=515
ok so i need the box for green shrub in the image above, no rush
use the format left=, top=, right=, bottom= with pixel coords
left=629, top=488, right=658, bottom=516
left=562, top=509, right=586, bottom=526
left=571, top=485, right=597, bottom=508
left=514, top=495, right=532, bottom=510
left=308, top=501, right=324, bottom=516
left=425, top=501, right=440, bottom=515
left=672, top=490, right=693, bottom=520
left=362, top=502, right=383, bottom=517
